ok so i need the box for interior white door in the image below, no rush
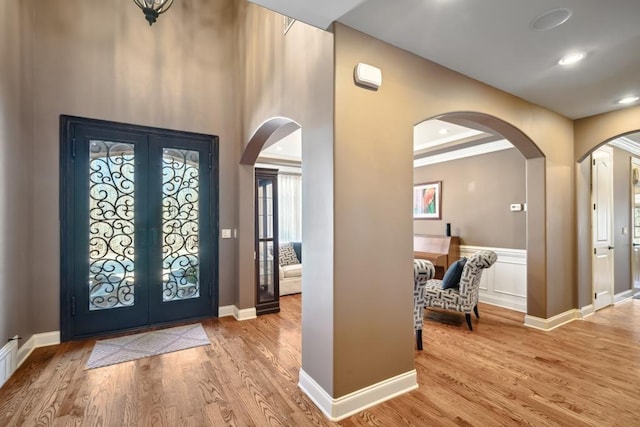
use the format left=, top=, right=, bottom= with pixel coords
left=592, top=146, right=614, bottom=311
left=631, top=158, right=640, bottom=295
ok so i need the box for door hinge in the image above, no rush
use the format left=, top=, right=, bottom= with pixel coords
left=71, top=296, right=76, bottom=316
left=593, top=159, right=595, bottom=166
left=594, top=292, right=597, bottom=300
left=593, top=203, right=596, bottom=210
left=593, top=248, right=596, bottom=255
left=208, top=151, right=212, bottom=170
left=71, top=138, right=76, bottom=158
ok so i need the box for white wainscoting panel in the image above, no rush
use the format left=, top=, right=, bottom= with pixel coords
left=0, top=339, right=18, bottom=389
left=460, top=245, right=527, bottom=313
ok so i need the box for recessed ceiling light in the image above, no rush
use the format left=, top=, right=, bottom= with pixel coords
left=618, top=96, right=640, bottom=105
left=438, top=128, right=449, bottom=135
left=531, top=8, right=573, bottom=31
left=558, top=52, right=585, bottom=66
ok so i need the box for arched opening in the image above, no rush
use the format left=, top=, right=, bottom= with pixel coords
left=414, top=111, right=545, bottom=319
left=576, top=130, right=640, bottom=314
left=240, top=117, right=301, bottom=166
left=239, top=117, right=303, bottom=313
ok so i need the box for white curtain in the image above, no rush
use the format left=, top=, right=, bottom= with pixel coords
left=278, top=173, right=302, bottom=243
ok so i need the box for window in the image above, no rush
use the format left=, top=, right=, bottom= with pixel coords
left=278, top=173, right=301, bottom=242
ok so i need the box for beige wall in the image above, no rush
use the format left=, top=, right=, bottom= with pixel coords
left=575, top=106, right=640, bottom=162
left=29, top=0, right=241, bottom=332
left=334, top=23, right=574, bottom=324
left=414, top=148, right=526, bottom=249
left=0, top=0, right=34, bottom=345
left=239, top=4, right=335, bottom=392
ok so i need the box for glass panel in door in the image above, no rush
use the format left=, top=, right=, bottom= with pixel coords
left=88, top=140, right=136, bottom=311
left=257, top=179, right=274, bottom=303
left=162, top=148, right=201, bottom=301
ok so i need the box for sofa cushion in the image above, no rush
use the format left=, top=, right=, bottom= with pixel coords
left=441, top=257, right=467, bottom=290
left=281, top=263, right=302, bottom=278
left=279, top=243, right=300, bottom=266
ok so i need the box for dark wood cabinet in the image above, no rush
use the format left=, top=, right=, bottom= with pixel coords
left=255, top=168, right=279, bottom=315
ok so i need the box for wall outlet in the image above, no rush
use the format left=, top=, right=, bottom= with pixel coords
left=221, top=229, right=232, bottom=239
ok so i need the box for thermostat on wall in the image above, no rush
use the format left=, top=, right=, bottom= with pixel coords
left=354, top=63, right=382, bottom=89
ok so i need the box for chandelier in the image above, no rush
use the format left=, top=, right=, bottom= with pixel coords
left=133, top=0, right=174, bottom=26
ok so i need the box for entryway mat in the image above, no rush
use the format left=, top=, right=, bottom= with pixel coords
left=86, top=323, right=210, bottom=369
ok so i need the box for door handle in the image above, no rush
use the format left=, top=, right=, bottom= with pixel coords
left=634, top=244, right=640, bottom=247
left=608, top=246, right=615, bottom=250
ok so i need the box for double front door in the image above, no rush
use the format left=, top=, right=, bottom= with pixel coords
left=61, top=116, right=218, bottom=340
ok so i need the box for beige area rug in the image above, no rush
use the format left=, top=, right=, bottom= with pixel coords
left=86, top=323, right=210, bottom=369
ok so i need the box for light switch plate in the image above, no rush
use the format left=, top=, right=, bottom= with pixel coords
left=221, top=229, right=232, bottom=239
left=510, top=203, right=523, bottom=212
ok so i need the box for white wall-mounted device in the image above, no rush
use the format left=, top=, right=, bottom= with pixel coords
left=510, top=203, right=523, bottom=212
left=354, top=63, right=382, bottom=89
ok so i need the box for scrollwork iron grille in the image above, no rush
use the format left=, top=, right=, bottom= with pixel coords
left=162, top=148, right=200, bottom=301
left=88, top=140, right=136, bottom=311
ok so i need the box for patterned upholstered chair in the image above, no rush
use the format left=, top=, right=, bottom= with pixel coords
left=424, top=250, right=497, bottom=331
left=413, top=259, right=435, bottom=350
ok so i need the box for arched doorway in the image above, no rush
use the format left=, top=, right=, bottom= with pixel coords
left=239, top=117, right=302, bottom=314
left=414, top=111, right=545, bottom=320
left=576, top=130, right=640, bottom=314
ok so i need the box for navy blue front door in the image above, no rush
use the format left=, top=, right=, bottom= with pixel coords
left=61, top=116, right=218, bottom=340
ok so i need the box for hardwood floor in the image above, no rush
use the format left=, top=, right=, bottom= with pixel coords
left=1, top=296, right=639, bottom=426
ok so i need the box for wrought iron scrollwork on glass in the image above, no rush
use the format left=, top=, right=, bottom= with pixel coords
left=88, top=140, right=136, bottom=311
left=162, top=148, right=200, bottom=301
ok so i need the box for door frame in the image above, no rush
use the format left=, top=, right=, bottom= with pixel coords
left=591, top=145, right=615, bottom=311
left=59, top=115, right=220, bottom=341
left=631, top=157, right=640, bottom=295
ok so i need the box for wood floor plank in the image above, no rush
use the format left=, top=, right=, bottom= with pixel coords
left=1, top=296, right=640, bottom=426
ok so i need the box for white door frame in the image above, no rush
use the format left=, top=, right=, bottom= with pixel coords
left=631, top=157, right=640, bottom=296
left=592, top=145, right=615, bottom=311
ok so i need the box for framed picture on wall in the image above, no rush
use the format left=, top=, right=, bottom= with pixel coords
left=413, top=181, right=441, bottom=219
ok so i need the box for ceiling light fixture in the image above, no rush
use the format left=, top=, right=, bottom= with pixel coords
left=531, top=8, right=573, bottom=31
left=558, top=52, right=585, bottom=66
left=133, top=0, right=174, bottom=26
left=438, top=128, right=449, bottom=135
left=618, top=96, right=640, bottom=105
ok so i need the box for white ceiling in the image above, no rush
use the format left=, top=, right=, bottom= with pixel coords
left=250, top=0, right=640, bottom=119
left=260, top=128, right=302, bottom=161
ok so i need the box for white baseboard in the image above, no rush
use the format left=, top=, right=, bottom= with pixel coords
left=524, top=309, right=579, bottom=331
left=614, top=289, right=634, bottom=305
left=298, top=368, right=418, bottom=421
left=17, top=331, right=60, bottom=369
left=478, top=292, right=527, bottom=313
left=579, top=304, right=595, bottom=318
left=218, top=305, right=235, bottom=317
left=219, top=305, right=257, bottom=321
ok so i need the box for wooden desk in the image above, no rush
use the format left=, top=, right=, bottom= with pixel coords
left=413, top=235, right=460, bottom=279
